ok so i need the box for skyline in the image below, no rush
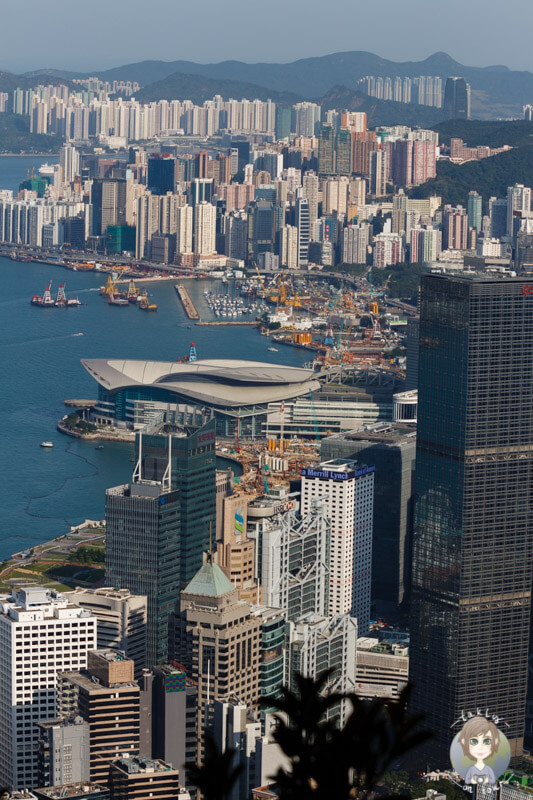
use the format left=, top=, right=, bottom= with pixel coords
left=3, top=0, right=533, bottom=75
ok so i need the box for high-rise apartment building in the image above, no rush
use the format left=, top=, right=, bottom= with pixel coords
left=0, top=588, right=97, bottom=790
left=301, top=460, right=374, bottom=632
left=336, top=128, right=353, bottom=175
left=69, top=587, right=147, bottom=676
left=342, top=223, right=370, bottom=265
left=193, top=201, right=216, bottom=255
left=318, top=124, right=336, bottom=175
left=443, top=204, right=469, bottom=250
left=507, top=183, right=532, bottom=237
left=410, top=274, right=533, bottom=765
left=90, top=178, right=126, bottom=236
left=369, top=149, right=387, bottom=197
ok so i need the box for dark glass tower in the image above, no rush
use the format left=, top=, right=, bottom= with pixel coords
left=106, top=419, right=216, bottom=666
left=443, top=77, right=470, bottom=119
left=147, top=154, right=176, bottom=195
left=410, top=274, right=533, bottom=765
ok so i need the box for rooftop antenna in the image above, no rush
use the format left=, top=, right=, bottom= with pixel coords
left=208, top=521, right=213, bottom=564
left=133, top=431, right=143, bottom=482
left=162, top=433, right=172, bottom=492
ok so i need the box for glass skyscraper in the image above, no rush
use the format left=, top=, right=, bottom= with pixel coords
left=106, top=419, right=216, bottom=666
left=410, top=274, right=533, bottom=765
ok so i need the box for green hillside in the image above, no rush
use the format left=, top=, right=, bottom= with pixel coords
left=133, top=71, right=301, bottom=105
left=0, top=113, right=61, bottom=154
left=433, top=119, right=533, bottom=148
left=409, top=145, right=533, bottom=206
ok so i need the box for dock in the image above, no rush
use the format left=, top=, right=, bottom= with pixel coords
left=175, top=284, right=199, bottom=319
left=196, top=321, right=257, bottom=326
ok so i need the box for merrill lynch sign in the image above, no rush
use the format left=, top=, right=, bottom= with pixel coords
left=301, top=466, right=374, bottom=480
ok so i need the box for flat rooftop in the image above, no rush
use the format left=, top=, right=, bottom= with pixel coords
left=35, top=783, right=106, bottom=798
left=325, top=422, right=416, bottom=445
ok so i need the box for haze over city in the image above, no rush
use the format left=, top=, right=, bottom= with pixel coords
left=2, top=0, right=533, bottom=73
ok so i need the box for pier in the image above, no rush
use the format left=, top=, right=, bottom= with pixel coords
left=196, top=320, right=257, bottom=326
left=175, top=284, right=199, bottom=319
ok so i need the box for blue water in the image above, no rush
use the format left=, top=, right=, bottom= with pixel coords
left=0, top=158, right=307, bottom=557
left=0, top=156, right=58, bottom=193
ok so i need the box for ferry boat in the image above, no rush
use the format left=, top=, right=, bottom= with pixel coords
left=40, top=441, right=54, bottom=448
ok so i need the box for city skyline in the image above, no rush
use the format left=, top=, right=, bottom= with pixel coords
left=2, top=0, right=533, bottom=74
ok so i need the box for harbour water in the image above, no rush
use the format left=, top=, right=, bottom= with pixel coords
left=0, top=156, right=307, bottom=559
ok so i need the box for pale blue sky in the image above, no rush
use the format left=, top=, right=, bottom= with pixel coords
left=1, top=0, right=532, bottom=74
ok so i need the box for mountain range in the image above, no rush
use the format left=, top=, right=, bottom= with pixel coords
left=6, top=51, right=533, bottom=119
left=21, top=51, right=533, bottom=117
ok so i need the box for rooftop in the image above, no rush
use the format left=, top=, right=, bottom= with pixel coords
left=183, top=560, right=235, bottom=598
left=324, top=422, right=416, bottom=445
left=34, top=784, right=106, bottom=798
left=112, top=756, right=178, bottom=776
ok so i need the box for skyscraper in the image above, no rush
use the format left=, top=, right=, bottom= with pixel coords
left=301, top=460, right=374, bottom=633
left=296, top=197, right=310, bottom=268
left=369, top=149, right=387, bottom=197
left=336, top=127, right=353, bottom=175
left=443, top=77, right=471, bottom=119
left=467, top=190, right=483, bottom=232
left=318, top=123, right=336, bottom=175
left=410, top=273, right=533, bottom=766
left=193, top=201, right=216, bottom=255
left=106, top=420, right=216, bottom=665
left=147, top=154, right=176, bottom=195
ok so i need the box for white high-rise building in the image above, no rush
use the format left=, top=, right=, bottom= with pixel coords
left=301, top=460, right=374, bottom=632
left=193, top=201, right=216, bottom=255
left=59, top=144, right=80, bottom=184
left=302, top=171, right=319, bottom=226
left=0, top=587, right=97, bottom=789
left=296, top=198, right=310, bottom=268
left=281, top=224, right=298, bottom=269
left=507, top=183, right=532, bottom=237
left=176, top=204, right=193, bottom=254
left=342, top=223, right=370, bottom=265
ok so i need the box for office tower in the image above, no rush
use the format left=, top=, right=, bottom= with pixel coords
left=60, top=144, right=80, bottom=183
left=150, top=665, right=198, bottom=783
left=90, top=178, right=126, bottom=236
left=281, top=224, right=298, bottom=269
left=275, top=106, right=291, bottom=140
left=515, top=219, right=533, bottom=271
left=507, top=183, right=532, bottom=237
left=106, top=420, right=216, bottom=665
left=109, top=757, right=182, bottom=800
left=489, top=197, right=508, bottom=239
left=193, top=200, right=216, bottom=255
left=296, top=197, right=310, bottom=268
left=151, top=232, right=176, bottom=264
left=170, top=559, right=263, bottom=757
left=0, top=588, right=96, bottom=790
left=36, top=717, right=90, bottom=788
left=216, top=493, right=260, bottom=603
left=247, top=200, right=276, bottom=264
left=301, top=460, right=374, bottom=632
left=336, top=127, right=353, bottom=175
left=342, top=223, right=370, bottom=265
left=525, top=105, right=533, bottom=121
left=369, top=149, right=387, bottom=197
left=405, top=317, right=419, bottom=391
left=410, top=273, right=533, bottom=766
left=285, top=613, right=357, bottom=725
left=69, top=587, right=147, bottom=675
left=147, top=154, right=175, bottom=195
left=409, top=226, right=442, bottom=263
left=318, top=123, right=336, bottom=175
left=349, top=176, right=366, bottom=206
left=302, top=171, right=319, bottom=226
left=443, top=76, right=471, bottom=119
left=467, top=190, right=483, bottom=232
left=443, top=204, right=469, bottom=250
left=249, top=498, right=330, bottom=620
left=58, top=651, right=140, bottom=786
left=322, top=424, right=417, bottom=619
left=190, top=177, right=213, bottom=205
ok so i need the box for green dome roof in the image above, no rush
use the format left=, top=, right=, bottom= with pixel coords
left=184, top=560, right=235, bottom=597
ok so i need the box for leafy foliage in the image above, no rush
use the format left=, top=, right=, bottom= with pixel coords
left=185, top=733, right=243, bottom=800
left=371, top=263, right=424, bottom=303
left=71, top=546, right=105, bottom=565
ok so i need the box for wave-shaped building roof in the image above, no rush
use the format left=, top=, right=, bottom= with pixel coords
left=82, top=358, right=321, bottom=409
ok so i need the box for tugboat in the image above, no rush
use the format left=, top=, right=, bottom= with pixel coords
left=40, top=441, right=54, bottom=448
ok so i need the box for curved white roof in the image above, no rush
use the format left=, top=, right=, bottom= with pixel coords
left=82, top=358, right=321, bottom=409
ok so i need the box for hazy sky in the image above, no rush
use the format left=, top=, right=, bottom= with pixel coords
left=2, top=0, right=533, bottom=74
